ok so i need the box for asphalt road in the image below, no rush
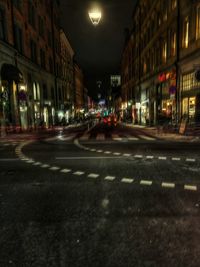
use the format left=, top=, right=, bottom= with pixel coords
left=0, top=122, right=200, bottom=267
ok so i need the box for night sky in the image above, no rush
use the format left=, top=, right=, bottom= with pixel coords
left=60, top=0, right=136, bottom=99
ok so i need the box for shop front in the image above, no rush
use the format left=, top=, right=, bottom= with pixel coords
left=181, top=71, right=200, bottom=123
left=0, top=63, right=28, bottom=131
left=156, top=69, right=177, bottom=125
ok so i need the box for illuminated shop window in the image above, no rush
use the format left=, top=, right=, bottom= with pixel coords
left=189, top=97, right=196, bottom=117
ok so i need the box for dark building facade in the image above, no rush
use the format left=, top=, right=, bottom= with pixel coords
left=121, top=0, right=200, bottom=126
left=0, top=0, right=62, bottom=132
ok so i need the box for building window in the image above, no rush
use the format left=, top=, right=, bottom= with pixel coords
left=0, top=8, right=6, bottom=41
left=40, top=49, right=46, bottom=69
left=30, top=39, right=37, bottom=63
left=183, top=17, right=189, bottom=48
left=33, top=82, right=40, bottom=101
left=14, top=24, right=23, bottom=53
left=28, top=0, right=36, bottom=28
left=43, top=84, right=48, bottom=100
left=13, top=0, right=23, bottom=11
left=38, top=16, right=44, bottom=37
left=171, top=32, right=176, bottom=56
left=196, top=5, right=200, bottom=40
left=171, top=0, right=177, bottom=10
left=162, top=40, right=167, bottom=63
left=47, top=30, right=52, bottom=47
left=49, top=57, right=53, bottom=73
left=182, top=72, right=200, bottom=91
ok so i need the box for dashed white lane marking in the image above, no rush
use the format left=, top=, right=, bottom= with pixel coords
left=90, top=149, right=96, bottom=152
left=56, top=156, right=121, bottom=160
left=172, top=157, right=181, bottom=161
left=73, top=171, right=85, bottom=176
left=79, top=134, right=90, bottom=141
left=134, top=155, right=143, bottom=158
left=104, top=151, right=111, bottom=154
left=49, top=166, right=60, bottom=171
left=88, top=173, right=99, bottom=178
left=158, top=156, right=167, bottom=160
left=33, top=162, right=42, bottom=166
left=121, top=178, right=134, bottom=183
left=146, top=155, right=154, bottom=159
left=138, top=135, right=155, bottom=141
left=105, top=176, right=116, bottom=181
left=123, top=153, right=131, bottom=157
left=96, top=134, right=105, bottom=141
left=112, top=134, right=122, bottom=141
left=113, top=152, right=121, bottom=156
left=41, top=164, right=50, bottom=168
left=186, top=158, right=196, bottom=162
left=60, top=168, right=71, bottom=173
left=27, top=160, right=35, bottom=163
left=140, top=180, right=152, bottom=186
left=97, top=150, right=103, bottom=153
left=162, top=182, right=175, bottom=189
left=184, top=185, right=197, bottom=191
left=127, top=136, right=139, bottom=141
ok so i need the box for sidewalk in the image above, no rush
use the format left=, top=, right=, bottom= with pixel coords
left=123, top=123, right=200, bottom=142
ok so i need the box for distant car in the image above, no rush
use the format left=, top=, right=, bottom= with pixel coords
left=103, top=115, right=117, bottom=125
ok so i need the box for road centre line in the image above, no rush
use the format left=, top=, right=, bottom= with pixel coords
left=113, top=152, right=121, bottom=156
left=140, top=180, right=152, bottom=186
left=158, top=156, right=167, bottom=160
left=41, top=164, right=50, bottom=168
left=60, top=168, right=71, bottom=173
left=73, top=171, right=85, bottom=176
left=55, top=156, right=122, bottom=160
left=161, top=182, right=175, bottom=188
left=104, top=151, right=111, bottom=154
left=121, top=178, right=134, bottom=183
left=172, top=157, right=181, bottom=161
left=105, top=176, right=116, bottom=181
left=186, top=158, right=196, bottom=162
left=88, top=173, right=99, bottom=178
left=123, top=153, right=131, bottom=157
left=146, top=155, right=154, bottom=159
left=33, top=162, right=42, bottom=166
left=184, top=185, right=197, bottom=191
left=134, top=155, right=143, bottom=158
left=49, top=166, right=60, bottom=171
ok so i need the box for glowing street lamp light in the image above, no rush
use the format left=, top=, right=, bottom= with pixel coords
left=88, top=8, right=102, bottom=26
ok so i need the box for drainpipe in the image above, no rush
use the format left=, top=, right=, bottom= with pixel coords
left=50, top=0, right=58, bottom=124
left=175, top=0, right=180, bottom=126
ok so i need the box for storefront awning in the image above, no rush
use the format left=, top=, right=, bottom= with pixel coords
left=1, top=64, right=23, bottom=83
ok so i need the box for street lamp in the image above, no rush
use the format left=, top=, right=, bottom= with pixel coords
left=88, top=8, right=102, bottom=26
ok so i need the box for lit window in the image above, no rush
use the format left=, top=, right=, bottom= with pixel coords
left=171, top=32, right=176, bottom=56
left=183, top=17, right=189, bottom=48
left=162, top=41, right=167, bottom=63
left=196, top=5, right=200, bottom=39
left=172, top=0, right=177, bottom=10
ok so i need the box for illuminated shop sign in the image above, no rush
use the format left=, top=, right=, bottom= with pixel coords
left=158, top=70, right=176, bottom=82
